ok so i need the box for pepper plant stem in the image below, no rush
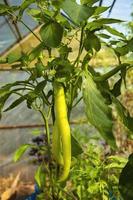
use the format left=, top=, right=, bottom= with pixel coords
left=39, top=109, right=55, bottom=198
left=94, top=63, right=131, bottom=82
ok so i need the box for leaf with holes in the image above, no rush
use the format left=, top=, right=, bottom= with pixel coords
left=82, top=72, right=116, bottom=149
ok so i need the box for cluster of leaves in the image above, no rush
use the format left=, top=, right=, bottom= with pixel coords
left=66, top=143, right=127, bottom=200
left=35, top=142, right=127, bottom=200
left=0, top=0, right=133, bottom=199
left=13, top=128, right=83, bottom=199
left=14, top=132, right=128, bottom=200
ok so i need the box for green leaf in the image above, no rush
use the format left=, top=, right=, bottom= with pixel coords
left=56, top=60, right=73, bottom=75
left=35, top=165, right=46, bottom=189
left=27, top=8, right=41, bottom=20
left=0, top=81, right=30, bottom=90
left=27, top=8, right=41, bottom=16
left=97, top=18, right=124, bottom=24
left=4, top=95, right=27, bottom=112
left=96, top=80, right=112, bottom=105
left=82, top=72, right=116, bottom=149
left=86, top=21, right=103, bottom=31
left=86, top=18, right=124, bottom=32
left=0, top=4, right=19, bottom=16
left=121, top=67, right=127, bottom=87
left=94, top=63, right=129, bottom=82
left=13, top=144, right=31, bottom=162
left=0, top=81, right=32, bottom=115
left=108, top=155, right=127, bottom=164
left=34, top=62, right=45, bottom=78
left=26, top=91, right=38, bottom=109
left=27, top=8, right=52, bottom=23
left=105, top=26, right=126, bottom=39
left=0, top=85, right=11, bottom=97
left=81, top=0, right=99, bottom=6
left=34, top=80, right=47, bottom=94
left=46, top=90, right=53, bottom=101
left=119, top=153, right=133, bottom=200
left=71, top=134, right=83, bottom=157
left=19, top=0, right=35, bottom=19
left=84, top=32, right=101, bottom=52
left=105, top=162, right=125, bottom=169
left=0, top=4, right=10, bottom=15
left=94, top=6, right=109, bottom=15
left=112, top=97, right=133, bottom=133
left=7, top=53, right=22, bottom=64
left=40, top=22, right=63, bottom=48
left=0, top=57, right=7, bottom=64
left=127, top=37, right=133, bottom=52
left=114, top=42, right=130, bottom=58
left=28, top=43, right=45, bottom=62
left=97, top=33, right=111, bottom=39
left=59, top=45, right=72, bottom=59
left=31, top=129, right=41, bottom=136
left=55, top=13, right=71, bottom=29
left=0, top=85, right=14, bottom=118
left=0, top=92, right=11, bottom=119
left=60, top=0, right=96, bottom=25
left=111, top=78, right=122, bottom=97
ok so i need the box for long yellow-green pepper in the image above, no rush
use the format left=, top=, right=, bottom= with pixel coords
left=52, top=121, right=64, bottom=166
left=52, top=82, right=71, bottom=182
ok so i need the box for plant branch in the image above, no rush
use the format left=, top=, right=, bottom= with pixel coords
left=19, top=20, right=42, bottom=43
left=7, top=10, right=42, bottom=43
left=74, top=26, right=85, bottom=66
left=72, top=96, right=83, bottom=108
left=39, top=110, right=50, bottom=144
left=12, top=87, right=33, bottom=93
left=58, top=186, right=78, bottom=200
left=39, top=108, right=55, bottom=199
left=94, top=63, right=131, bottom=82
left=42, top=90, right=51, bottom=106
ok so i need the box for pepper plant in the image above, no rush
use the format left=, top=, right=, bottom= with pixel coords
left=0, top=0, right=133, bottom=199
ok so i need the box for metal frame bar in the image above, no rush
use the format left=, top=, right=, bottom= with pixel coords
left=0, top=16, right=9, bottom=28
left=0, top=24, right=39, bottom=57
left=108, top=0, right=117, bottom=16
left=3, top=0, right=22, bottom=41
left=0, top=120, right=87, bottom=130
left=99, top=0, right=103, bottom=6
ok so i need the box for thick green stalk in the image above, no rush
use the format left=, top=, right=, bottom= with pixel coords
left=94, top=63, right=130, bottom=82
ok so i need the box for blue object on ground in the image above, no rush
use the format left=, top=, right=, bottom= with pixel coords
left=25, top=184, right=40, bottom=200
left=109, top=190, right=117, bottom=200
left=25, top=192, right=36, bottom=200
left=34, top=184, right=40, bottom=194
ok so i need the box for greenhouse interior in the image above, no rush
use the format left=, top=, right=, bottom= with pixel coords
left=0, top=0, right=133, bottom=200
